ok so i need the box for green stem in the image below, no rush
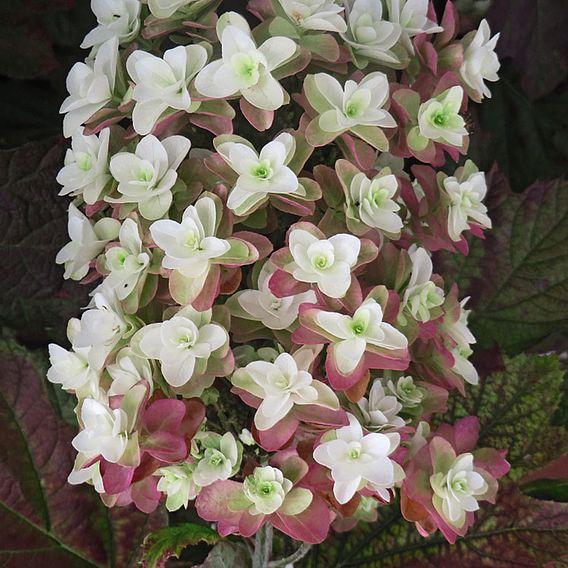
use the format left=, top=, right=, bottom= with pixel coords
left=252, top=523, right=273, bottom=568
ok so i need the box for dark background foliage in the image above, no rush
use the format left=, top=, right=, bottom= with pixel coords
left=0, top=0, right=567, bottom=566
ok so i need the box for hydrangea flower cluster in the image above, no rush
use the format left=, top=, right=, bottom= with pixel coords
left=50, top=0, right=507, bottom=548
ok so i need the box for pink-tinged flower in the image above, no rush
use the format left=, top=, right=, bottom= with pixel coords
left=313, top=414, right=404, bottom=504
left=231, top=347, right=347, bottom=450
left=269, top=221, right=378, bottom=301
left=196, top=451, right=332, bottom=544
left=401, top=416, right=510, bottom=543
left=293, top=286, right=409, bottom=391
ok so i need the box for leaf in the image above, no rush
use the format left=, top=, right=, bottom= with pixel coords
left=0, top=337, right=167, bottom=566
left=469, top=64, right=568, bottom=192
left=487, top=0, right=568, bottom=99
left=436, top=173, right=568, bottom=354
left=521, top=455, right=568, bottom=502
left=197, top=541, right=250, bottom=568
left=141, top=523, right=220, bottom=568
left=0, top=137, right=91, bottom=344
left=448, top=353, right=568, bottom=478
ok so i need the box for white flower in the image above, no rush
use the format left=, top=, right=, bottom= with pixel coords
left=311, top=72, right=396, bottom=133
left=460, top=19, right=500, bottom=100
left=402, top=247, right=444, bottom=322
left=136, top=306, right=228, bottom=387
left=107, top=134, right=190, bottom=220
left=444, top=171, right=491, bottom=241
left=239, top=428, right=256, bottom=446
left=386, top=375, right=424, bottom=408
left=216, top=133, right=301, bottom=216
left=56, top=203, right=120, bottom=280
left=386, top=0, right=443, bottom=53
left=233, top=262, right=316, bottom=330
left=358, top=379, right=405, bottom=430
left=313, top=414, right=404, bottom=503
left=195, top=12, right=297, bottom=111
left=81, top=0, right=141, bottom=51
left=60, top=37, right=119, bottom=138
left=341, top=0, right=402, bottom=66
left=127, top=45, right=208, bottom=135
left=72, top=398, right=129, bottom=463
left=431, top=452, right=488, bottom=528
left=68, top=456, right=105, bottom=493
left=107, top=347, right=153, bottom=396
left=232, top=351, right=339, bottom=430
left=148, top=0, right=208, bottom=18
left=316, top=298, right=408, bottom=374
left=156, top=463, right=199, bottom=511
left=47, top=343, right=101, bottom=395
left=104, top=218, right=150, bottom=300
left=242, top=466, right=294, bottom=515
left=278, top=0, right=347, bottom=33
left=150, top=195, right=230, bottom=278
left=287, top=229, right=360, bottom=298
left=444, top=297, right=476, bottom=348
left=73, top=291, right=132, bottom=369
left=192, top=432, right=240, bottom=486
left=451, top=345, right=479, bottom=385
left=57, top=127, right=111, bottom=204
left=347, top=171, right=403, bottom=234
left=417, top=86, right=468, bottom=147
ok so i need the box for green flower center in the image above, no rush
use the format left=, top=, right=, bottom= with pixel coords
left=209, top=453, right=224, bottom=467
left=258, top=481, right=275, bottom=496
left=232, top=53, right=260, bottom=84
left=76, top=152, right=93, bottom=171
left=137, top=166, right=154, bottom=182
left=351, top=319, right=367, bottom=336
left=349, top=447, right=361, bottom=460
left=312, top=254, right=330, bottom=269
left=451, top=478, right=468, bottom=493
left=431, top=109, right=449, bottom=128
left=184, top=231, right=200, bottom=251
left=252, top=160, right=273, bottom=180
left=368, top=186, right=389, bottom=208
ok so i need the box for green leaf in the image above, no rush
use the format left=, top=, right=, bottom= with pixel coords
left=0, top=337, right=167, bottom=566
left=522, top=478, right=568, bottom=502
left=0, top=137, right=91, bottom=343
left=437, top=174, right=568, bottom=354
left=449, top=353, right=567, bottom=478
left=141, top=523, right=220, bottom=568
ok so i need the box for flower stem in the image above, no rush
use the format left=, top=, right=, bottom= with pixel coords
left=252, top=523, right=273, bottom=568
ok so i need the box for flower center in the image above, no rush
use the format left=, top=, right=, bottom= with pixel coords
left=269, top=297, right=282, bottom=310
left=368, top=186, right=389, bottom=208
left=431, top=109, right=449, bottom=128
left=312, top=254, right=331, bottom=270
left=175, top=329, right=196, bottom=349
left=258, top=481, right=274, bottom=496
left=345, top=100, right=362, bottom=118
left=351, top=319, right=367, bottom=336
left=348, top=445, right=362, bottom=460
left=137, top=165, right=154, bottom=182
left=76, top=152, right=93, bottom=171
left=232, top=53, right=260, bottom=85
left=252, top=160, right=273, bottom=180
left=184, top=230, right=201, bottom=251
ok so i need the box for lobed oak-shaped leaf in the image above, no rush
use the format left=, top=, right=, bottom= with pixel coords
left=0, top=338, right=166, bottom=567
left=436, top=173, right=568, bottom=354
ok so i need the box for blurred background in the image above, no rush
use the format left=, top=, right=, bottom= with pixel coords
left=0, top=1, right=566, bottom=566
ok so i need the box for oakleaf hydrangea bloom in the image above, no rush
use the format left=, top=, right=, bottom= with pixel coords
left=56, top=204, right=120, bottom=280
left=148, top=0, right=207, bottom=18
left=357, top=379, right=405, bottom=431
left=387, top=376, right=424, bottom=408
left=149, top=195, right=230, bottom=300
left=107, top=347, right=153, bottom=396
left=443, top=170, right=491, bottom=241
left=287, top=228, right=360, bottom=298
left=341, top=0, right=402, bottom=67
left=242, top=466, right=300, bottom=515
left=402, top=247, right=445, bottom=323
left=47, top=343, right=101, bottom=396
left=460, top=19, right=500, bottom=101
left=431, top=452, right=488, bottom=528
left=278, top=0, right=347, bottom=33
left=314, top=414, right=404, bottom=503
left=60, top=37, right=119, bottom=138
left=386, top=0, right=443, bottom=53
left=305, top=72, right=396, bottom=146
left=57, top=127, right=111, bottom=204
left=216, top=133, right=301, bottom=216
left=104, top=218, right=151, bottom=300
left=417, top=86, right=468, bottom=148
left=81, top=0, right=141, bottom=51
left=135, top=306, right=228, bottom=387
left=192, top=432, right=241, bottom=486
left=451, top=345, right=479, bottom=385
left=232, top=352, right=339, bottom=430
left=127, top=45, right=208, bottom=135
left=107, top=134, right=191, bottom=220
left=195, top=13, right=297, bottom=111
left=156, top=463, right=199, bottom=512
left=230, top=262, right=316, bottom=330
left=344, top=167, right=403, bottom=235
left=72, top=398, right=130, bottom=463
left=315, top=298, right=408, bottom=374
